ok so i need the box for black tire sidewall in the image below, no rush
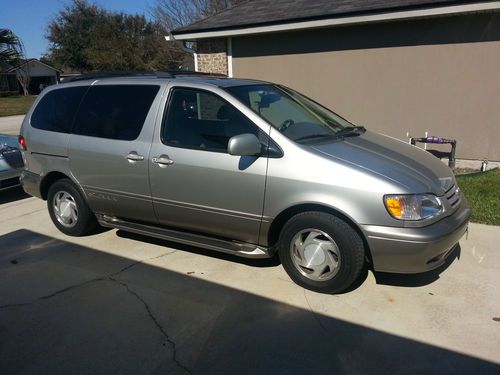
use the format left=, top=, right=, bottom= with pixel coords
left=47, top=179, right=96, bottom=236
left=278, top=212, right=365, bottom=293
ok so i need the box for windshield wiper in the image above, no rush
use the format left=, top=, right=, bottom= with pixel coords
left=294, top=134, right=335, bottom=142
left=334, top=125, right=366, bottom=138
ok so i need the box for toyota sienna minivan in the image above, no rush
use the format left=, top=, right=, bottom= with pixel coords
left=19, top=72, right=470, bottom=293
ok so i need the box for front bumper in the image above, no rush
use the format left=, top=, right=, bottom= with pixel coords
left=362, top=196, right=471, bottom=273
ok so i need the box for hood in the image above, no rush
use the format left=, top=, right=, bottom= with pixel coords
left=310, top=130, right=455, bottom=195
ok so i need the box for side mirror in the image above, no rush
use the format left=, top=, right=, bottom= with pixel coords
left=228, top=133, right=261, bottom=156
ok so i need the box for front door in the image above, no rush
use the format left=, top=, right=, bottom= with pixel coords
left=149, top=86, right=269, bottom=244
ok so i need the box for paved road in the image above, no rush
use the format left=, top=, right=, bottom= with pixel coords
left=0, top=187, right=499, bottom=374
left=0, top=115, right=24, bottom=135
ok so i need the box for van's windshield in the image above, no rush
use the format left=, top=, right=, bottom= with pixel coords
left=226, top=84, right=363, bottom=144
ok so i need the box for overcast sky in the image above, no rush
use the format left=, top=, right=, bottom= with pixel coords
left=1, top=0, right=154, bottom=59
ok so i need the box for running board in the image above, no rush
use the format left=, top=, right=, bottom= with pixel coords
left=97, top=215, right=272, bottom=259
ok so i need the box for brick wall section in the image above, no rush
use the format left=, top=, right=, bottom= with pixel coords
left=196, top=38, right=228, bottom=75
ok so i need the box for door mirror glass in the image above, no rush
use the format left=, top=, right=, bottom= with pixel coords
left=228, top=133, right=261, bottom=156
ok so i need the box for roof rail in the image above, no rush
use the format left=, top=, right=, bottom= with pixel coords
left=64, top=71, right=163, bottom=82
left=64, top=70, right=227, bottom=83
left=171, top=71, right=227, bottom=78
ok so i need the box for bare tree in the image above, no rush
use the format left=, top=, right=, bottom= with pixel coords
left=15, top=61, right=31, bottom=96
left=151, top=0, right=246, bottom=31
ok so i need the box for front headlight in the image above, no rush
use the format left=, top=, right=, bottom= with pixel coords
left=384, top=194, right=442, bottom=220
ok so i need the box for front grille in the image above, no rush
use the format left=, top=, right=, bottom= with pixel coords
left=444, top=183, right=461, bottom=208
left=1, top=148, right=24, bottom=169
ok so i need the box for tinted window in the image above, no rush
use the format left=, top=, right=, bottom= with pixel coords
left=163, top=88, right=261, bottom=152
left=73, top=85, right=160, bottom=140
left=31, top=86, right=88, bottom=133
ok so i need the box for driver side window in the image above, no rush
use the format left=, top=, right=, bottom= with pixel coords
left=162, top=88, right=260, bottom=153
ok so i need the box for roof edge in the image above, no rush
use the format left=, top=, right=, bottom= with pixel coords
left=6, top=58, right=62, bottom=73
left=168, top=1, right=500, bottom=40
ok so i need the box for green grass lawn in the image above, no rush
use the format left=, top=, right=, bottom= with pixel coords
left=0, top=95, right=37, bottom=117
left=456, top=168, right=500, bottom=225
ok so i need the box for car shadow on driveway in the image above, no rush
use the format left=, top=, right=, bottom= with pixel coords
left=116, top=229, right=281, bottom=268
left=116, top=229, right=460, bottom=291
left=1, top=229, right=497, bottom=375
left=0, top=186, right=30, bottom=205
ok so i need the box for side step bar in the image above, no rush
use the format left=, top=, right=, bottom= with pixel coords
left=97, top=215, right=273, bottom=259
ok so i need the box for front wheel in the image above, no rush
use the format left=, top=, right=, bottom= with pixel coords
left=278, top=212, right=365, bottom=293
left=47, top=179, right=97, bottom=236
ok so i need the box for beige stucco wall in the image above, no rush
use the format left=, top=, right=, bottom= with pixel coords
left=232, top=13, right=500, bottom=161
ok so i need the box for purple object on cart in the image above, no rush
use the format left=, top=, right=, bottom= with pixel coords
left=409, top=135, right=456, bottom=168
left=425, top=136, right=445, bottom=144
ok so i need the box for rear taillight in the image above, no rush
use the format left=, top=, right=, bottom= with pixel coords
left=18, top=135, right=27, bottom=151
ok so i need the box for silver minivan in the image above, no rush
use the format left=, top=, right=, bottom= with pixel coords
left=19, top=72, right=470, bottom=293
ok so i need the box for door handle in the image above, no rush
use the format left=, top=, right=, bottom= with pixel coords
left=152, top=155, right=174, bottom=167
left=127, top=151, right=144, bottom=162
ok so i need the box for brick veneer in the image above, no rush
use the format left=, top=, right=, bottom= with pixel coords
left=196, top=38, right=228, bottom=75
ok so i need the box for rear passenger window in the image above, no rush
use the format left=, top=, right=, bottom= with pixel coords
left=163, top=88, right=260, bottom=152
left=73, top=85, right=160, bottom=140
left=31, top=86, right=88, bottom=133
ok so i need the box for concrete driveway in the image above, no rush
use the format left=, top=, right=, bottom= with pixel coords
left=1, top=187, right=499, bottom=374
left=0, top=115, right=24, bottom=135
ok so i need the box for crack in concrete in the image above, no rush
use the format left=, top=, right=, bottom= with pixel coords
left=0, top=250, right=175, bottom=310
left=109, top=277, right=191, bottom=375
left=109, top=249, right=177, bottom=278
left=0, top=249, right=192, bottom=372
left=303, top=289, right=328, bottom=333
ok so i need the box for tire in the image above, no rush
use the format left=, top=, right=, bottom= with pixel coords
left=47, top=178, right=97, bottom=236
left=278, top=211, right=365, bottom=293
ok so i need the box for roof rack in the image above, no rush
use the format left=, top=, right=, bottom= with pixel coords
left=64, top=70, right=227, bottom=83
left=172, top=71, right=227, bottom=78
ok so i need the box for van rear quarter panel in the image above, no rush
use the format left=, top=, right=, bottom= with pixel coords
left=20, top=91, right=71, bottom=176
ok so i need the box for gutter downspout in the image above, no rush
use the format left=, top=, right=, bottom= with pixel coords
left=165, top=33, right=198, bottom=72
left=227, top=37, right=233, bottom=78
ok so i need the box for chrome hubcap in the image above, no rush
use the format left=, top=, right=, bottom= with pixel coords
left=53, top=191, right=78, bottom=228
left=290, top=229, right=341, bottom=281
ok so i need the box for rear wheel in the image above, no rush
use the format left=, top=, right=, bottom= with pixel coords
left=47, top=179, right=97, bottom=236
left=278, top=211, right=365, bottom=293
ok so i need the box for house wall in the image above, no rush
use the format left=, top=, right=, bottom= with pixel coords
left=231, top=12, right=500, bottom=161
left=0, top=74, right=20, bottom=94
left=23, top=61, right=58, bottom=78
left=196, top=38, right=228, bottom=75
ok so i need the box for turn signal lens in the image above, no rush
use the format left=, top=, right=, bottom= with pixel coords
left=384, top=194, right=442, bottom=221
left=385, top=197, right=402, bottom=218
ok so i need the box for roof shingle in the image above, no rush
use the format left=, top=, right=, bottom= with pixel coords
left=173, top=0, right=488, bottom=35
